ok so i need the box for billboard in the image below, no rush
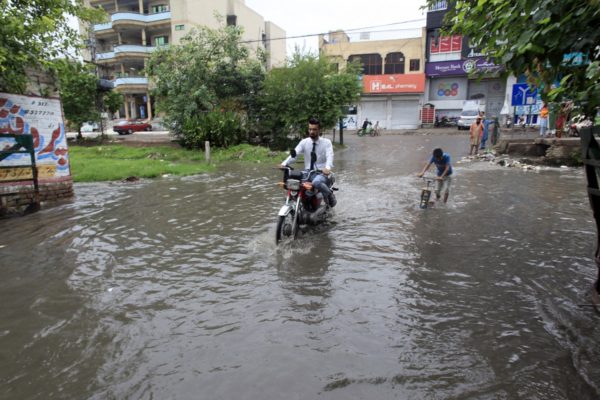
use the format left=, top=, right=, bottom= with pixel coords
left=429, top=77, right=468, bottom=100
left=362, top=74, right=425, bottom=94
left=0, top=93, right=70, bottom=182
left=425, top=57, right=503, bottom=77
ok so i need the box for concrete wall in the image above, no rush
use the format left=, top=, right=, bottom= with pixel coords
left=170, top=0, right=227, bottom=42
left=265, top=21, right=286, bottom=68
left=169, top=0, right=286, bottom=68
left=320, top=30, right=425, bottom=74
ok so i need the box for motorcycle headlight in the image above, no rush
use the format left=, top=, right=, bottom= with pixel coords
left=286, top=179, right=300, bottom=191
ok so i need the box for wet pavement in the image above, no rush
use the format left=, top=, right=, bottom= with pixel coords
left=1, top=132, right=599, bottom=399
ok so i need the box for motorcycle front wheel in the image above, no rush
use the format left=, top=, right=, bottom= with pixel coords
left=275, top=211, right=298, bottom=244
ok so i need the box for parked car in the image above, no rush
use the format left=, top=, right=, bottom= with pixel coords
left=80, top=122, right=99, bottom=132
left=113, top=120, right=152, bottom=135
left=457, top=109, right=481, bottom=130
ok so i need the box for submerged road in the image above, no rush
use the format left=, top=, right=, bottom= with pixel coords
left=1, top=133, right=599, bottom=399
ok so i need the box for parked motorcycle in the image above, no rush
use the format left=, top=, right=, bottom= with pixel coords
left=275, top=151, right=337, bottom=244
left=434, top=115, right=458, bottom=127
left=567, top=114, right=592, bottom=137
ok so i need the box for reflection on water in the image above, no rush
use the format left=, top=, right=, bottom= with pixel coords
left=0, top=135, right=599, bottom=399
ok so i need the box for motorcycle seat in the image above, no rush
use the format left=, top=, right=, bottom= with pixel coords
left=288, top=170, right=304, bottom=180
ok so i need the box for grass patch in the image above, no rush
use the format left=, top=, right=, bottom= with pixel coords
left=69, top=143, right=285, bottom=182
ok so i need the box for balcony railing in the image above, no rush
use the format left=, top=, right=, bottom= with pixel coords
left=93, top=11, right=171, bottom=31
left=96, top=45, right=157, bottom=61
left=428, top=1, right=447, bottom=11
left=114, top=77, right=149, bottom=87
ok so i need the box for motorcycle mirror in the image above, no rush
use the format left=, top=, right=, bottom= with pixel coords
left=290, top=149, right=296, bottom=158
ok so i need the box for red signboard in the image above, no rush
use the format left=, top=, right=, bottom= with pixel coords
left=430, top=34, right=462, bottom=53
left=439, top=36, right=451, bottom=52
left=363, top=74, right=425, bottom=94
left=451, top=35, right=462, bottom=51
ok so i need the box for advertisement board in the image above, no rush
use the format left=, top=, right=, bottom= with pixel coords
left=429, top=77, right=468, bottom=100
left=0, top=93, right=70, bottom=181
left=425, top=57, right=503, bottom=77
left=362, top=74, right=425, bottom=94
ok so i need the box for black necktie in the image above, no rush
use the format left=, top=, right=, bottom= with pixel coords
left=310, top=142, right=316, bottom=170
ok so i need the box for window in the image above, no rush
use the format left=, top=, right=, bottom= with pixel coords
left=227, top=15, right=237, bottom=26
left=154, top=36, right=168, bottom=46
left=151, top=4, right=169, bottom=13
left=175, top=24, right=185, bottom=31
left=409, top=59, right=420, bottom=71
left=384, top=52, right=405, bottom=74
left=348, top=54, right=382, bottom=75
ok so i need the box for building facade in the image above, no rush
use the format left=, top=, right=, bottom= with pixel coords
left=81, top=0, right=286, bottom=120
left=319, top=29, right=427, bottom=130
left=424, top=1, right=505, bottom=120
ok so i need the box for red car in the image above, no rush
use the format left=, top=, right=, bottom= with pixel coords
left=113, top=120, right=152, bottom=135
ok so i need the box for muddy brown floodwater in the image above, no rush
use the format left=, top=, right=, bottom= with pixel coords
left=1, top=133, right=599, bottom=399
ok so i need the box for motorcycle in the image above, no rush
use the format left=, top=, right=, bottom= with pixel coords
left=434, top=115, right=458, bottom=127
left=275, top=150, right=337, bottom=244
left=567, top=114, right=592, bottom=137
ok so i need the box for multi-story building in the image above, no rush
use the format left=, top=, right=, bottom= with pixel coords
left=319, top=29, right=427, bottom=130
left=424, top=1, right=505, bottom=120
left=81, top=0, right=286, bottom=120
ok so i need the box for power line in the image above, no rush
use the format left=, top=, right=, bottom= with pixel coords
left=239, top=18, right=425, bottom=44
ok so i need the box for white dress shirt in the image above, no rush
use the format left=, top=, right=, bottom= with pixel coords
left=282, top=137, right=334, bottom=170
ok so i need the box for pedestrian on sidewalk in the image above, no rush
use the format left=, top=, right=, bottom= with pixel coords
left=539, top=102, right=549, bottom=137
left=491, top=117, right=500, bottom=145
left=469, top=117, right=483, bottom=155
left=555, top=102, right=571, bottom=138
left=480, top=111, right=491, bottom=150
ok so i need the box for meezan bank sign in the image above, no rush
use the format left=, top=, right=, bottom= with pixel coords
left=425, top=57, right=503, bottom=77
left=362, top=73, right=426, bottom=94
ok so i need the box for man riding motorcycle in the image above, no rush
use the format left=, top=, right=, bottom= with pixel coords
left=281, top=117, right=337, bottom=210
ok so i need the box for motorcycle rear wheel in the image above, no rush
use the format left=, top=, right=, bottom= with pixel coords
left=275, top=211, right=298, bottom=244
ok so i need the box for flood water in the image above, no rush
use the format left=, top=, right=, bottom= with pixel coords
left=1, top=133, right=599, bottom=399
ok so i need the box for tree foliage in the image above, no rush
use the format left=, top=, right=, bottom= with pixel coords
left=426, top=0, right=600, bottom=116
left=0, top=0, right=105, bottom=93
left=103, top=90, right=124, bottom=116
left=55, top=60, right=99, bottom=136
left=147, top=21, right=266, bottom=148
left=259, top=53, right=362, bottom=147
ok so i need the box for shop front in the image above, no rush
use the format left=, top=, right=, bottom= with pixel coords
left=425, top=57, right=504, bottom=117
left=359, top=74, right=425, bottom=130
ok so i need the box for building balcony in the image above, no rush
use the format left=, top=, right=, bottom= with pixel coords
left=96, top=45, right=157, bottom=63
left=114, top=77, right=149, bottom=92
left=93, top=11, right=171, bottom=32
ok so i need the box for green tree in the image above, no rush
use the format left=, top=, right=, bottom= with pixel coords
left=259, top=52, right=362, bottom=148
left=103, top=90, right=124, bottom=117
left=425, top=0, right=600, bottom=116
left=55, top=60, right=100, bottom=138
left=0, top=0, right=105, bottom=93
left=147, top=21, right=266, bottom=148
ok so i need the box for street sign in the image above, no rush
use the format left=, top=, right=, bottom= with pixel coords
left=511, top=83, right=537, bottom=106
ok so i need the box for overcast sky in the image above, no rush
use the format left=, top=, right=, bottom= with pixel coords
left=245, top=0, right=428, bottom=56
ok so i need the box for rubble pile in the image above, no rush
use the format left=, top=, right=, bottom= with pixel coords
left=457, top=151, right=545, bottom=171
